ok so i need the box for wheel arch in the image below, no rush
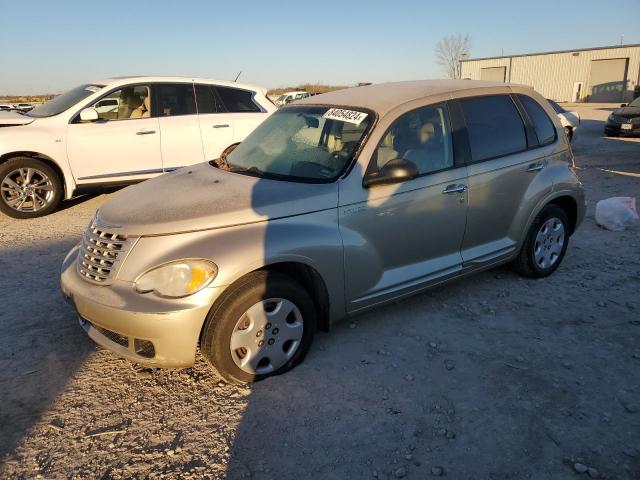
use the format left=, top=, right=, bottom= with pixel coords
left=0, top=151, right=70, bottom=198
left=548, top=195, right=578, bottom=235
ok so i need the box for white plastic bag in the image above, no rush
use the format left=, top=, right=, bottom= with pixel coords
left=595, top=197, right=639, bottom=231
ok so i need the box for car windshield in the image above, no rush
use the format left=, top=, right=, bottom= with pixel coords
left=628, top=97, right=640, bottom=108
left=27, top=84, right=105, bottom=118
left=219, top=106, right=373, bottom=182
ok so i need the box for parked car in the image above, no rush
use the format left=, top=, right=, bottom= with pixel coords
left=604, top=96, right=640, bottom=136
left=547, top=99, right=580, bottom=141
left=0, top=104, right=15, bottom=111
left=274, top=91, right=310, bottom=106
left=0, top=76, right=275, bottom=218
left=61, top=80, right=585, bottom=383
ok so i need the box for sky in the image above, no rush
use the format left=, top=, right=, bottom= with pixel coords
left=1, top=0, right=638, bottom=95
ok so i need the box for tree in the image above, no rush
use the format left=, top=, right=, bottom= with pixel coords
left=435, top=34, right=471, bottom=79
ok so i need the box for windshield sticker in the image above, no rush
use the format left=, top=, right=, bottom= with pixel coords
left=84, top=85, right=101, bottom=93
left=323, top=108, right=368, bottom=125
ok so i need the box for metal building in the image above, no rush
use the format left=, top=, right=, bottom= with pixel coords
left=460, top=44, right=640, bottom=103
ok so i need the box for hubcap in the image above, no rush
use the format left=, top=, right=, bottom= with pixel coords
left=229, top=298, right=304, bottom=375
left=1, top=167, right=54, bottom=213
left=533, top=217, right=565, bottom=269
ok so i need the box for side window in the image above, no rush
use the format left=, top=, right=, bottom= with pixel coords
left=156, top=83, right=197, bottom=117
left=459, top=95, right=527, bottom=162
left=374, top=103, right=454, bottom=175
left=518, top=94, right=557, bottom=145
left=195, top=84, right=226, bottom=114
left=216, top=86, right=261, bottom=112
left=90, top=85, right=150, bottom=121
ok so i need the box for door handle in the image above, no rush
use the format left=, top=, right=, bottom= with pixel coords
left=526, top=162, right=545, bottom=172
left=136, top=130, right=156, bottom=135
left=442, top=184, right=467, bottom=194
left=212, top=124, right=230, bottom=129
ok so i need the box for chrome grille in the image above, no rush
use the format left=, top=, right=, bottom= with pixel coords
left=77, top=225, right=129, bottom=284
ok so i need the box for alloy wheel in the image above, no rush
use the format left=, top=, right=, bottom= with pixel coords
left=1, top=167, right=55, bottom=213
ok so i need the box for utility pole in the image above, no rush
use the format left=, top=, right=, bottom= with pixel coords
left=620, top=34, right=624, bottom=45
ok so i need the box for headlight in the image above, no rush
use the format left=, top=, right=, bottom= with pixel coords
left=134, top=259, right=217, bottom=298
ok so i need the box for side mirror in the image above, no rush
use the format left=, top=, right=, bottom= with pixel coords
left=79, top=107, right=99, bottom=122
left=620, top=103, right=627, bottom=108
left=363, top=158, right=419, bottom=188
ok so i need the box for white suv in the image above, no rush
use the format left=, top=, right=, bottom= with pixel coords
left=0, top=76, right=276, bottom=218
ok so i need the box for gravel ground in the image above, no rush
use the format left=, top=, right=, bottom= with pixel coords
left=1, top=104, right=639, bottom=479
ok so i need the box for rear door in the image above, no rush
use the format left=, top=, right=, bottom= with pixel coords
left=215, top=86, right=269, bottom=144
left=457, top=94, right=555, bottom=266
left=195, top=84, right=234, bottom=162
left=154, top=83, right=204, bottom=171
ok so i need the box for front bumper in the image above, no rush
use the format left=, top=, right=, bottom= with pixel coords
left=605, top=122, right=640, bottom=136
left=60, top=245, right=222, bottom=368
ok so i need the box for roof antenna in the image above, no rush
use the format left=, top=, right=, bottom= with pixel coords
left=234, top=71, right=242, bottom=82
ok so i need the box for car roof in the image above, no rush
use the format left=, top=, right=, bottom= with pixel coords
left=89, top=76, right=267, bottom=94
left=295, top=79, right=531, bottom=116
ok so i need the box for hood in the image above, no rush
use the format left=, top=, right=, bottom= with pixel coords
left=0, top=111, right=35, bottom=126
left=615, top=106, right=640, bottom=119
left=96, top=162, right=339, bottom=236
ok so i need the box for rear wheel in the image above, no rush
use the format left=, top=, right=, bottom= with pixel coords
left=200, top=271, right=316, bottom=384
left=0, top=157, right=62, bottom=219
left=514, top=205, right=569, bottom=278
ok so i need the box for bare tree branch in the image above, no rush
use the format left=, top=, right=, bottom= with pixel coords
left=435, top=35, right=471, bottom=79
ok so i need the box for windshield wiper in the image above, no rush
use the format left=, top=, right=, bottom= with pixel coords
left=228, top=165, right=266, bottom=178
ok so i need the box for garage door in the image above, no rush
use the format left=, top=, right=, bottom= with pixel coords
left=588, top=58, right=628, bottom=102
left=480, top=67, right=506, bottom=82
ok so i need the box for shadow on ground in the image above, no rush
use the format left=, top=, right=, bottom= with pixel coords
left=0, top=240, right=94, bottom=459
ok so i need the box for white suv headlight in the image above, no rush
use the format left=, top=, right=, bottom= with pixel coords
left=134, top=259, right=217, bottom=298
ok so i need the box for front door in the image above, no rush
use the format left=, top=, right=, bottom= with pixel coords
left=340, top=102, right=468, bottom=312
left=67, top=84, right=162, bottom=183
left=154, top=83, right=204, bottom=171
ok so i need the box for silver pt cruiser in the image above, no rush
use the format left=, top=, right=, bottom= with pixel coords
left=61, top=80, right=585, bottom=383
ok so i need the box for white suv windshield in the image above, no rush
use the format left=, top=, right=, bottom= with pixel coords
left=27, top=84, right=104, bottom=118
left=220, top=106, right=373, bottom=182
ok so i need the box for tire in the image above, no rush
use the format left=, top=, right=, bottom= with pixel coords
left=513, top=205, right=570, bottom=278
left=0, top=156, right=63, bottom=219
left=200, top=270, right=317, bottom=384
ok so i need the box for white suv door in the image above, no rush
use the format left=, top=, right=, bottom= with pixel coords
left=212, top=86, right=268, bottom=153
left=194, top=84, right=234, bottom=162
left=155, top=83, right=205, bottom=171
left=67, top=85, right=162, bottom=183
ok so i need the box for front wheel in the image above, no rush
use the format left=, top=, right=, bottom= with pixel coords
left=200, top=271, right=317, bottom=383
left=514, top=205, right=570, bottom=278
left=0, top=157, right=62, bottom=219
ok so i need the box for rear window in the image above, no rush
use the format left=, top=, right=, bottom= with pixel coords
left=216, top=86, right=261, bottom=113
left=459, top=95, right=527, bottom=162
left=195, top=84, right=226, bottom=114
left=518, top=95, right=557, bottom=146
left=547, top=99, right=566, bottom=114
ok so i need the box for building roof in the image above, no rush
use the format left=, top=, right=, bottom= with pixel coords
left=295, top=79, right=525, bottom=116
left=461, top=43, right=640, bottom=62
